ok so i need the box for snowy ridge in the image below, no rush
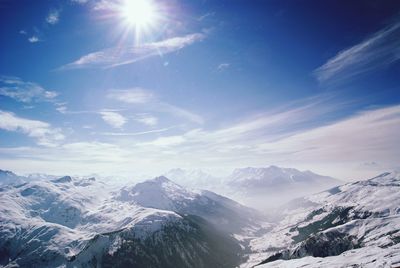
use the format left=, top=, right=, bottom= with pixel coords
left=0, top=176, right=193, bottom=267
left=115, top=176, right=198, bottom=211
left=225, top=165, right=341, bottom=210
left=163, top=166, right=342, bottom=210
left=242, top=171, right=400, bottom=267
left=114, top=176, right=262, bottom=235
left=0, top=169, right=25, bottom=186
left=0, top=174, right=257, bottom=267
left=229, top=165, right=339, bottom=188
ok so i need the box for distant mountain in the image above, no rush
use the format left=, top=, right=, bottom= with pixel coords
left=243, top=171, right=400, bottom=267
left=0, top=174, right=260, bottom=267
left=228, top=165, right=339, bottom=189
left=25, top=172, right=58, bottom=181
left=163, top=166, right=341, bottom=210
left=0, top=169, right=59, bottom=186
left=1, top=169, right=399, bottom=267
left=0, top=169, right=25, bottom=185
left=163, top=168, right=221, bottom=189
left=225, top=165, right=341, bottom=209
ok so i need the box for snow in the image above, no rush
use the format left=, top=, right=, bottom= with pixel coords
left=258, top=244, right=400, bottom=268
left=0, top=176, right=184, bottom=267
left=115, top=176, right=198, bottom=211
left=241, top=171, right=400, bottom=267
left=229, top=165, right=339, bottom=187
left=0, top=173, right=260, bottom=267
left=2, top=169, right=399, bottom=267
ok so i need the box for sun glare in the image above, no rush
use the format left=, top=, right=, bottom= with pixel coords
left=120, top=0, right=158, bottom=29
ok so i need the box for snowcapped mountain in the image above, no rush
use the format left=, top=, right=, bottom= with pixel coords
left=25, top=172, right=58, bottom=181
left=114, top=176, right=261, bottom=234
left=226, top=165, right=341, bottom=209
left=242, top=171, right=400, bottom=267
left=2, top=168, right=398, bottom=268
left=0, top=174, right=259, bottom=267
left=0, top=169, right=25, bottom=185
left=162, top=166, right=341, bottom=210
left=229, top=165, right=339, bottom=189
left=0, top=169, right=59, bottom=186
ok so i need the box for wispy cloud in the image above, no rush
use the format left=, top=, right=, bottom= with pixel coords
left=314, top=20, right=400, bottom=83
left=133, top=114, right=158, bottom=126
left=254, top=105, right=400, bottom=178
left=92, top=0, right=114, bottom=10
left=100, top=127, right=170, bottom=136
left=0, top=110, right=64, bottom=147
left=46, top=9, right=60, bottom=25
left=106, top=88, right=204, bottom=124
left=71, top=0, right=89, bottom=4
left=217, top=63, right=230, bottom=71
left=28, top=36, right=40, bottom=43
left=0, top=76, right=58, bottom=103
left=100, top=111, right=127, bottom=128
left=59, top=33, right=206, bottom=70
left=2, top=102, right=399, bottom=179
left=141, top=135, right=186, bottom=147
left=157, top=103, right=204, bottom=124
left=107, top=88, right=154, bottom=104
left=198, top=12, right=216, bottom=21
left=125, top=103, right=399, bottom=179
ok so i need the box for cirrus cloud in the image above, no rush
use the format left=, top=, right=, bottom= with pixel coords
left=59, top=33, right=206, bottom=70
left=314, top=20, right=400, bottom=83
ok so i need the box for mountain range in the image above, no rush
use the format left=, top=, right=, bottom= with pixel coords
left=0, top=168, right=399, bottom=267
left=0, top=174, right=261, bottom=268
left=165, top=166, right=340, bottom=209
left=243, top=171, right=400, bottom=267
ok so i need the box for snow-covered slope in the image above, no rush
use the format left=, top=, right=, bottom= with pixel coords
left=0, top=169, right=59, bottom=186
left=0, top=169, right=25, bottom=185
left=257, top=244, right=400, bottom=268
left=242, top=171, right=400, bottom=267
left=0, top=175, right=254, bottom=267
left=114, top=176, right=261, bottom=234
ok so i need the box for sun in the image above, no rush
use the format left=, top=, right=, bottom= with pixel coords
left=120, top=0, right=158, bottom=29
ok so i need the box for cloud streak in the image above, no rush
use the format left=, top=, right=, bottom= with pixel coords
left=1, top=103, right=399, bottom=179
left=60, top=33, right=206, bottom=70
left=0, top=110, right=64, bottom=147
left=0, top=76, right=58, bottom=103
left=133, top=114, right=158, bottom=126
left=107, top=88, right=154, bottom=104
left=314, top=20, right=400, bottom=83
left=106, top=88, right=204, bottom=124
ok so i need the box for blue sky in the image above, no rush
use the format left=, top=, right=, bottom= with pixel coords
left=0, top=0, right=400, bottom=179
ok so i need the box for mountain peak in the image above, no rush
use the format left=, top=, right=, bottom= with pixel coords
left=229, top=165, right=338, bottom=190
left=0, top=169, right=15, bottom=175
left=151, top=176, right=171, bottom=184
left=51, top=176, right=72, bottom=183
